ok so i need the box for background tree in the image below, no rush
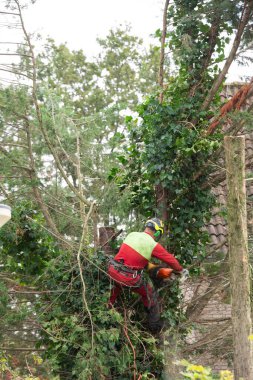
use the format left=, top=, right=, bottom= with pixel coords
left=0, top=0, right=253, bottom=378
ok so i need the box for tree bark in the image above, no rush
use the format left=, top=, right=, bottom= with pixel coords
left=224, top=135, right=253, bottom=380
left=201, top=1, right=253, bottom=111
left=99, top=227, right=116, bottom=255
left=155, top=184, right=169, bottom=222
left=24, top=118, right=61, bottom=239
left=162, top=333, right=182, bottom=379
left=156, top=0, right=170, bottom=225
left=158, top=0, right=170, bottom=103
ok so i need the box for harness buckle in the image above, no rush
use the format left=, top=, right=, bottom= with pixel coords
left=133, top=269, right=143, bottom=279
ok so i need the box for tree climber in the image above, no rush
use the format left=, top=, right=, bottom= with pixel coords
left=107, top=218, right=184, bottom=333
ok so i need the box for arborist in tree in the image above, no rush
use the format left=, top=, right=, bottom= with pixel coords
left=107, top=218, right=185, bottom=333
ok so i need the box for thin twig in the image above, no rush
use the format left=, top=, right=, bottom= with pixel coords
left=76, top=201, right=96, bottom=353
left=123, top=308, right=137, bottom=380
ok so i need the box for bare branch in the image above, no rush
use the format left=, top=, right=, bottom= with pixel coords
left=0, top=347, right=45, bottom=351
left=76, top=201, right=96, bottom=353
left=201, top=1, right=253, bottom=111
left=0, top=181, right=10, bottom=200
left=0, top=53, right=31, bottom=57
left=14, top=0, right=91, bottom=209
left=0, top=41, right=26, bottom=44
left=158, top=0, right=170, bottom=103
left=23, top=115, right=61, bottom=238
left=7, top=289, right=78, bottom=294
left=0, top=142, right=28, bottom=149
left=183, top=321, right=231, bottom=352
left=0, top=66, right=32, bottom=79
left=0, top=11, right=20, bottom=15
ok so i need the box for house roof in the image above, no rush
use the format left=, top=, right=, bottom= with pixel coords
left=205, top=83, right=253, bottom=255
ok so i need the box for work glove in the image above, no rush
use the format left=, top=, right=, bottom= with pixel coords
left=180, top=268, right=189, bottom=280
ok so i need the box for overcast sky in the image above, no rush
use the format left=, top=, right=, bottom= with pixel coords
left=23, top=0, right=164, bottom=56
left=1, top=0, right=252, bottom=82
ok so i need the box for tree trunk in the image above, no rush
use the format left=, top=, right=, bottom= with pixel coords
left=155, top=184, right=169, bottom=223
left=201, top=2, right=253, bottom=111
left=93, top=211, right=99, bottom=250
left=155, top=0, right=170, bottom=223
left=158, top=0, right=170, bottom=103
left=98, top=227, right=116, bottom=255
left=162, top=333, right=182, bottom=379
left=224, top=135, right=253, bottom=380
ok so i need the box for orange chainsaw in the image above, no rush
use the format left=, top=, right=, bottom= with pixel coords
left=147, top=263, right=189, bottom=287
left=147, top=262, right=174, bottom=283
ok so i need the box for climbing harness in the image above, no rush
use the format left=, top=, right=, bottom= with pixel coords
left=109, top=257, right=143, bottom=279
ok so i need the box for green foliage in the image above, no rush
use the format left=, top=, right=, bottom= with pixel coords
left=5, top=252, right=173, bottom=379
left=1, top=1, right=252, bottom=377
left=0, top=352, right=52, bottom=380
left=0, top=201, right=59, bottom=277
left=33, top=27, right=163, bottom=226
left=0, top=282, right=8, bottom=320
left=37, top=250, right=185, bottom=379
left=0, top=26, right=170, bottom=378
left=112, top=96, right=221, bottom=264
left=0, top=26, right=163, bottom=232
left=107, top=0, right=244, bottom=267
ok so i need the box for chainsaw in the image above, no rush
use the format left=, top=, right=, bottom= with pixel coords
left=147, top=263, right=189, bottom=287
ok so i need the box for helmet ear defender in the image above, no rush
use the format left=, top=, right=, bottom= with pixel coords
left=145, top=218, right=164, bottom=237
left=153, top=230, right=162, bottom=241
left=154, top=230, right=161, bottom=238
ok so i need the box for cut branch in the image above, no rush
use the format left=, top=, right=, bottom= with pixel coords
left=183, top=321, right=231, bottom=352
left=206, top=77, right=253, bottom=135
left=185, top=271, right=228, bottom=320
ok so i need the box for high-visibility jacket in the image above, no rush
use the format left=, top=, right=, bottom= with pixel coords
left=113, top=231, right=182, bottom=271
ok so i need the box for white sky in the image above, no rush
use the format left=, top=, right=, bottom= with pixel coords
left=0, top=0, right=252, bottom=82
left=23, top=0, right=164, bottom=56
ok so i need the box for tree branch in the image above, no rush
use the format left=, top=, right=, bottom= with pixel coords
left=76, top=201, right=96, bottom=353
left=158, top=0, right=170, bottom=103
left=14, top=0, right=91, bottom=208
left=0, top=11, right=20, bottom=15
left=201, top=1, right=253, bottom=111
left=206, top=77, right=253, bottom=135
left=0, top=347, right=45, bottom=351
left=24, top=116, right=61, bottom=239
left=0, top=145, right=30, bottom=172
